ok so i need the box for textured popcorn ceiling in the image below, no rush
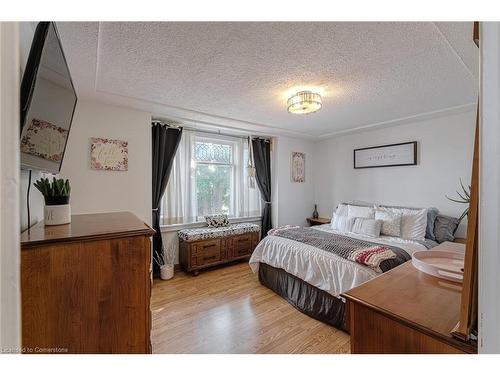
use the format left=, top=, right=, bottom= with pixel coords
left=57, top=22, right=478, bottom=138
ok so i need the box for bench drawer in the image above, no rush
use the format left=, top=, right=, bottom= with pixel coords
left=232, top=233, right=253, bottom=258
left=191, top=239, right=220, bottom=256
left=179, top=228, right=260, bottom=275
left=193, top=251, right=221, bottom=267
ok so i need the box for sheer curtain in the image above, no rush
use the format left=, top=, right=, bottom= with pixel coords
left=161, top=130, right=196, bottom=224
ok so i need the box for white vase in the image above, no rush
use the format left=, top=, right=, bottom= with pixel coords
left=160, top=264, right=174, bottom=280
left=44, top=204, right=71, bottom=226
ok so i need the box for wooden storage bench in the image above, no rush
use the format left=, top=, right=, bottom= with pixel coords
left=179, top=223, right=260, bottom=275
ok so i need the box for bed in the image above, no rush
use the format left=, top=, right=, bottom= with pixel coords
left=249, top=224, right=434, bottom=330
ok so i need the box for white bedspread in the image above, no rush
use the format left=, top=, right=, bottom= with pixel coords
left=249, top=224, right=426, bottom=297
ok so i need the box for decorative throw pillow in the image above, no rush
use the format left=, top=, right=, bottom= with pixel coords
left=434, top=214, right=459, bottom=243
left=348, top=204, right=375, bottom=219
left=375, top=210, right=402, bottom=237
left=351, top=217, right=383, bottom=238
left=377, top=206, right=427, bottom=240
left=425, top=207, right=439, bottom=240
left=331, top=213, right=355, bottom=233
left=205, top=214, right=229, bottom=227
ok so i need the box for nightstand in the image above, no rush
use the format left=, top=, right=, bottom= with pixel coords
left=306, top=217, right=331, bottom=226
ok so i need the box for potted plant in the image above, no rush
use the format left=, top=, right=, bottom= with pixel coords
left=34, top=177, right=71, bottom=226
left=154, top=244, right=175, bottom=280
left=446, top=178, right=470, bottom=224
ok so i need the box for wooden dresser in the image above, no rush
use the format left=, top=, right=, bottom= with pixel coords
left=179, top=231, right=259, bottom=275
left=341, top=242, right=477, bottom=354
left=21, top=212, right=155, bottom=354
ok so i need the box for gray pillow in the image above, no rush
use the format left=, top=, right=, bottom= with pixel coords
left=351, top=217, right=383, bottom=238
left=434, top=214, right=459, bottom=243
left=425, top=207, right=439, bottom=241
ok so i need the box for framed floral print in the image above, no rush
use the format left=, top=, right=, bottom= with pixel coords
left=90, top=137, right=128, bottom=171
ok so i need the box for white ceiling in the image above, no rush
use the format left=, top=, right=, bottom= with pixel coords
left=56, top=22, right=478, bottom=139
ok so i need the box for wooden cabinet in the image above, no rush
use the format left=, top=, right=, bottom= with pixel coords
left=180, top=232, right=259, bottom=275
left=20, top=212, right=155, bottom=354
left=341, top=259, right=477, bottom=354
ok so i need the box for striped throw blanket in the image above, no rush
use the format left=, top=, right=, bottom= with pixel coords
left=271, top=227, right=410, bottom=273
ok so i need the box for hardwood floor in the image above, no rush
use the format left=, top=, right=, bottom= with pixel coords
left=151, top=262, right=350, bottom=354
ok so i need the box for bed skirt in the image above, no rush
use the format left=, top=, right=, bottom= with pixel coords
left=258, top=262, right=347, bottom=331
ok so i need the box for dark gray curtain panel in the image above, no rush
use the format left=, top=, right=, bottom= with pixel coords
left=252, top=138, right=272, bottom=238
left=152, top=124, right=182, bottom=275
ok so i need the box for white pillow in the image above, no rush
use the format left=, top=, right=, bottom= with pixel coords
left=334, top=203, right=349, bottom=217
left=331, top=213, right=355, bottom=233
left=375, top=210, right=402, bottom=237
left=378, top=207, right=427, bottom=240
left=347, top=205, right=375, bottom=219
left=351, top=217, right=382, bottom=238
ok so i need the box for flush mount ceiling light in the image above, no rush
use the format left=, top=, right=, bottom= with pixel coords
left=287, top=91, right=322, bottom=114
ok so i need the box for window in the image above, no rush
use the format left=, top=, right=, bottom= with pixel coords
left=161, top=131, right=261, bottom=225
left=193, top=139, right=234, bottom=217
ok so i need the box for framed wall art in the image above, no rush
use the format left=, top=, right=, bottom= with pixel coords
left=90, top=137, right=128, bottom=171
left=354, top=141, right=417, bottom=169
left=291, top=151, right=305, bottom=182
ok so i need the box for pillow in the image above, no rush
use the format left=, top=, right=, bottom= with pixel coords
left=351, top=217, right=382, bottom=237
left=434, top=215, right=459, bottom=243
left=425, top=207, right=439, bottom=240
left=335, top=203, right=349, bottom=217
left=375, top=210, right=402, bottom=237
left=377, top=206, right=427, bottom=240
left=205, top=214, right=229, bottom=227
left=331, top=213, right=355, bottom=233
left=347, top=205, right=375, bottom=219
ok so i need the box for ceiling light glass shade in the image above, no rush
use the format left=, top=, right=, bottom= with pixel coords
left=287, top=91, right=322, bottom=114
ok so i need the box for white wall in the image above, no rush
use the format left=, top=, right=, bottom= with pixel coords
left=59, top=100, right=152, bottom=224
left=274, top=136, right=316, bottom=227
left=313, top=110, right=476, bottom=237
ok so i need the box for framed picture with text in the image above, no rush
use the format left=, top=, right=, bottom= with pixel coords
left=90, top=137, right=128, bottom=171
left=354, top=141, right=417, bottom=169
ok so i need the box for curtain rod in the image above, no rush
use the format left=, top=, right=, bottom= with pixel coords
left=152, top=120, right=271, bottom=141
